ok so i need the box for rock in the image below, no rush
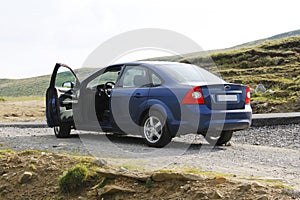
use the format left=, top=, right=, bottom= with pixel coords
left=194, top=191, right=208, bottom=199
left=215, top=176, right=227, bottom=184
left=167, top=192, right=181, bottom=199
left=95, top=168, right=117, bottom=178
left=19, top=171, right=33, bottom=184
left=180, top=184, right=190, bottom=191
left=30, top=157, right=38, bottom=163
left=93, top=158, right=107, bottom=167
left=119, top=167, right=127, bottom=172
left=210, top=189, right=224, bottom=199
left=151, top=172, right=204, bottom=182
left=97, top=185, right=135, bottom=197
left=256, top=195, right=268, bottom=200
left=95, top=168, right=150, bottom=182
left=238, top=183, right=252, bottom=192
left=256, top=189, right=267, bottom=195
left=252, top=181, right=264, bottom=188
left=255, top=84, right=266, bottom=93
left=0, top=185, right=7, bottom=192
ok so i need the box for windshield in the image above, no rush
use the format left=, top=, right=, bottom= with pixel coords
left=159, top=63, right=225, bottom=85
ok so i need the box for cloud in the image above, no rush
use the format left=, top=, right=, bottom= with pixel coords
left=0, top=0, right=299, bottom=78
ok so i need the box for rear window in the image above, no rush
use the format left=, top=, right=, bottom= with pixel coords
left=160, top=63, right=225, bottom=85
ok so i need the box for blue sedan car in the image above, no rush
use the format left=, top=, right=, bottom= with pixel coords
left=46, top=61, right=252, bottom=147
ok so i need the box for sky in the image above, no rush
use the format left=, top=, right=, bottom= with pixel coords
left=0, top=0, right=299, bottom=79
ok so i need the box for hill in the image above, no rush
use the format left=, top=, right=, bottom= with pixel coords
left=232, top=29, right=300, bottom=49
left=0, top=68, right=97, bottom=97
left=0, top=32, right=300, bottom=113
left=164, top=36, right=300, bottom=113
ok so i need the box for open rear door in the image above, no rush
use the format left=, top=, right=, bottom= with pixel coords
left=46, top=63, right=79, bottom=128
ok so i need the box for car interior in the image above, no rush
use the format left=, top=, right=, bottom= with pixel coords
left=90, top=66, right=121, bottom=123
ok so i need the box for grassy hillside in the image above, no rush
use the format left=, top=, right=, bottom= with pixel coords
left=231, top=29, right=300, bottom=49
left=1, top=34, right=300, bottom=113
left=0, top=68, right=97, bottom=97
left=179, top=36, right=300, bottom=113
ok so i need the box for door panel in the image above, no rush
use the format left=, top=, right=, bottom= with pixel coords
left=46, top=63, right=79, bottom=127
left=110, top=65, right=150, bottom=134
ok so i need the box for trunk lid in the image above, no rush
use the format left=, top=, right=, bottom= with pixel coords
left=201, top=84, right=247, bottom=110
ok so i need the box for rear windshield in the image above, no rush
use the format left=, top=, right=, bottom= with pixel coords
left=159, top=63, right=225, bottom=85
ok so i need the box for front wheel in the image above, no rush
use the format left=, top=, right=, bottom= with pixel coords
left=141, top=111, right=172, bottom=148
left=205, top=131, right=233, bottom=146
left=54, top=123, right=71, bottom=138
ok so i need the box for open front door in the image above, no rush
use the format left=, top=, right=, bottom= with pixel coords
left=46, top=63, right=79, bottom=137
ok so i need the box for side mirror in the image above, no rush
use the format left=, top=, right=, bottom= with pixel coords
left=62, top=81, right=75, bottom=88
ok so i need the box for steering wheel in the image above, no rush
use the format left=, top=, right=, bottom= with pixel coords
left=104, top=81, right=115, bottom=97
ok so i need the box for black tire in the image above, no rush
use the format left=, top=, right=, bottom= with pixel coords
left=205, top=131, right=233, bottom=146
left=141, top=111, right=172, bottom=147
left=54, top=123, right=71, bottom=138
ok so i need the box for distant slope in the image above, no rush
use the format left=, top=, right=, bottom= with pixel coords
left=0, top=68, right=97, bottom=97
left=1, top=32, right=300, bottom=113
left=146, top=29, right=300, bottom=62
left=182, top=36, right=300, bottom=113
left=232, top=29, right=300, bottom=49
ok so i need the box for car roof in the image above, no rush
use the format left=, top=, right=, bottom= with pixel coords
left=109, top=61, right=187, bottom=67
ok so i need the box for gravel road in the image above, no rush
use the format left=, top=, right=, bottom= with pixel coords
left=0, top=124, right=299, bottom=191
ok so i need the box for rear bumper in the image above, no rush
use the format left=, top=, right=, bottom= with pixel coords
left=169, top=104, right=252, bottom=135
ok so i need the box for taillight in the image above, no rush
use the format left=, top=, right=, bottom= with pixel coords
left=245, top=86, right=251, bottom=104
left=181, top=86, right=205, bottom=104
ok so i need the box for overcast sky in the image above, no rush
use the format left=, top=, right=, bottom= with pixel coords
left=1, top=0, right=299, bottom=78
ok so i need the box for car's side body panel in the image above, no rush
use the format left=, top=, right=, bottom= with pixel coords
left=47, top=61, right=252, bottom=146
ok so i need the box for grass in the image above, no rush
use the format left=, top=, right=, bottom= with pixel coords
left=2, top=96, right=44, bottom=101
left=1, top=37, right=300, bottom=113
left=179, top=36, right=300, bottom=113
left=59, top=165, right=89, bottom=193
left=29, top=164, right=37, bottom=170
left=118, top=164, right=143, bottom=171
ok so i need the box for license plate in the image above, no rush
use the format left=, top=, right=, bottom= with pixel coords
left=217, top=95, right=238, bottom=102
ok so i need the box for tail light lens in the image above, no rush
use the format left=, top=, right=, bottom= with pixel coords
left=181, top=86, right=205, bottom=104
left=245, top=86, right=251, bottom=104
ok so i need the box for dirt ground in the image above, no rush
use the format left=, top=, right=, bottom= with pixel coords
left=0, top=100, right=299, bottom=199
left=0, top=150, right=297, bottom=200
left=0, top=100, right=45, bottom=122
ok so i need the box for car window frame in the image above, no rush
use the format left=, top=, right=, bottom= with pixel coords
left=116, top=65, right=152, bottom=88
left=84, top=65, right=123, bottom=90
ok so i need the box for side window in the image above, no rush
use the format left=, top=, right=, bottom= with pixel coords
left=120, top=66, right=150, bottom=88
left=55, top=67, right=77, bottom=88
left=86, top=67, right=121, bottom=89
left=151, top=73, right=162, bottom=86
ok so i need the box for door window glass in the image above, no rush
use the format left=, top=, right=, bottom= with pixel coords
left=55, top=67, right=77, bottom=88
left=120, top=66, right=150, bottom=88
left=87, top=70, right=120, bottom=89
left=151, top=73, right=162, bottom=86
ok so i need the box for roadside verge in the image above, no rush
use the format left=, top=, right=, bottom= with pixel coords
left=0, top=112, right=300, bottom=128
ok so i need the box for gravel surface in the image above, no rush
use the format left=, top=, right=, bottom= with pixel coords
left=0, top=124, right=299, bottom=190
left=233, top=124, right=300, bottom=149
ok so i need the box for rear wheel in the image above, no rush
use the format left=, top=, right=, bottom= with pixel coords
left=141, top=111, right=172, bottom=147
left=205, top=131, right=233, bottom=146
left=54, top=123, right=71, bottom=138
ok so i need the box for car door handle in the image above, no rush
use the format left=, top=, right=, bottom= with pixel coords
left=134, top=93, right=143, bottom=98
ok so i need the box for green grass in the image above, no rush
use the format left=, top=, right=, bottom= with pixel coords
left=1, top=36, right=300, bottom=113
left=0, top=68, right=96, bottom=98
left=2, top=96, right=44, bottom=101
left=180, top=36, right=300, bottom=113
left=59, top=165, right=89, bottom=193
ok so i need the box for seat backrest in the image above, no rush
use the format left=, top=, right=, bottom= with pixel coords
left=133, top=75, right=147, bottom=87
